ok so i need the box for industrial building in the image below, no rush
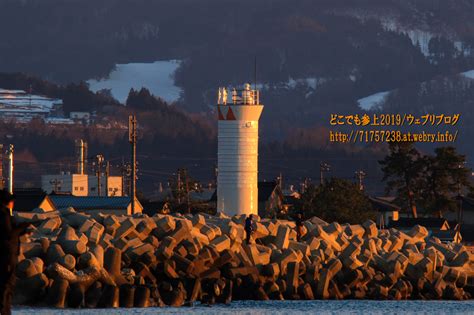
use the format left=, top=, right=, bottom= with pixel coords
left=41, top=173, right=123, bottom=197
left=41, top=139, right=123, bottom=196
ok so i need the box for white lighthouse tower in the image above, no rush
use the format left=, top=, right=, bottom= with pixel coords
left=217, top=83, right=264, bottom=216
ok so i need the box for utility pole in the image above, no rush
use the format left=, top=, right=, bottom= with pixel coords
left=7, top=144, right=14, bottom=194
left=277, top=172, right=283, bottom=189
left=320, top=162, right=330, bottom=186
left=355, top=170, right=366, bottom=191
left=120, top=160, right=131, bottom=196
left=129, top=115, right=137, bottom=214
left=0, top=144, right=3, bottom=190
left=184, top=168, right=190, bottom=214
left=96, top=155, right=104, bottom=196
left=177, top=169, right=182, bottom=204
left=105, top=161, right=110, bottom=197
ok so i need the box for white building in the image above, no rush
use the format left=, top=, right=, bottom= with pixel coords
left=88, top=175, right=123, bottom=197
left=41, top=173, right=89, bottom=196
left=216, top=84, right=264, bottom=216
left=0, top=88, right=63, bottom=122
left=41, top=173, right=123, bottom=197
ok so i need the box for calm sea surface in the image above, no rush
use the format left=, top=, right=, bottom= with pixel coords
left=13, top=300, right=474, bottom=315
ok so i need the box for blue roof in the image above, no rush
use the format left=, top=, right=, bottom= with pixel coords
left=50, top=196, right=133, bottom=211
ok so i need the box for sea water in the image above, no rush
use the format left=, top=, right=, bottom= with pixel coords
left=13, top=300, right=474, bottom=315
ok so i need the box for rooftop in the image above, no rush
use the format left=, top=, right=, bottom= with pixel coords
left=50, top=195, right=137, bottom=211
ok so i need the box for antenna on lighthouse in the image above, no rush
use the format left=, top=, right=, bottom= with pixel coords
left=254, top=56, right=257, bottom=91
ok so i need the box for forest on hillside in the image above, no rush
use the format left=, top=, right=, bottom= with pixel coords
left=2, top=0, right=474, bottom=193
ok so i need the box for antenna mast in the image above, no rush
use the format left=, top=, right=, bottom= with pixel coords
left=254, top=56, right=257, bottom=91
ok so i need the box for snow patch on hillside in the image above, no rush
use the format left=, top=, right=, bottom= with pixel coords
left=461, top=70, right=474, bottom=79
left=358, top=91, right=390, bottom=110
left=87, top=60, right=182, bottom=104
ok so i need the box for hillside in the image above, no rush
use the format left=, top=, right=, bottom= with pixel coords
left=1, top=0, right=474, bottom=192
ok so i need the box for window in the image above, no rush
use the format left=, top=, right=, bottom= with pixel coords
left=74, top=187, right=78, bottom=191
left=91, top=187, right=96, bottom=192
left=80, top=187, right=84, bottom=191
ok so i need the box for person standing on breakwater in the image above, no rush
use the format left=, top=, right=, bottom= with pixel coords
left=244, top=214, right=254, bottom=244
left=295, top=213, right=304, bottom=242
left=0, top=190, right=31, bottom=315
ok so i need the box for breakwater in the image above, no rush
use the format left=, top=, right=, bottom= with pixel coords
left=13, top=208, right=474, bottom=308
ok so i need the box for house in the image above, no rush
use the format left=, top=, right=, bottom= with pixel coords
left=389, top=218, right=451, bottom=231
left=460, top=224, right=474, bottom=246
left=389, top=217, right=461, bottom=243
left=369, top=197, right=400, bottom=229
left=13, top=188, right=56, bottom=212
left=141, top=200, right=171, bottom=216
left=281, top=185, right=301, bottom=214
left=443, top=196, right=474, bottom=225
left=258, top=181, right=284, bottom=218
left=189, top=189, right=214, bottom=202
left=49, top=195, right=142, bottom=215
left=209, top=181, right=284, bottom=217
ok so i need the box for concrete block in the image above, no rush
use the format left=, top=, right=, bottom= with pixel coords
left=192, top=214, right=206, bottom=229
left=115, top=218, right=137, bottom=239
left=58, top=254, right=76, bottom=270
left=78, top=219, right=96, bottom=234
left=170, top=220, right=192, bottom=244
left=16, top=259, right=40, bottom=278
left=172, top=253, right=195, bottom=274
left=324, top=222, right=342, bottom=235
left=60, top=239, right=87, bottom=256
left=86, top=224, right=105, bottom=244
left=157, top=236, right=177, bottom=259
left=21, top=242, right=43, bottom=259
left=228, top=266, right=259, bottom=278
left=253, top=223, right=270, bottom=239
left=289, top=241, right=310, bottom=257
left=57, top=225, right=79, bottom=241
left=210, top=235, right=231, bottom=253
left=299, top=283, right=314, bottom=300
left=38, top=217, right=61, bottom=234
left=77, top=252, right=100, bottom=269
left=362, top=220, right=378, bottom=238
left=47, top=279, right=69, bottom=308
left=286, top=262, right=299, bottom=295
left=275, top=225, right=290, bottom=250
left=317, top=259, right=342, bottom=299
left=155, top=216, right=176, bottom=235
left=63, top=212, right=89, bottom=228
left=136, top=221, right=153, bottom=239
left=387, top=235, right=403, bottom=252
left=426, top=240, right=457, bottom=261
left=450, top=250, right=472, bottom=267
left=274, top=249, right=299, bottom=274
left=164, top=261, right=179, bottom=279
left=262, top=262, right=280, bottom=278
left=313, top=226, right=341, bottom=252
left=90, top=244, right=104, bottom=267
left=345, top=224, right=365, bottom=238
left=407, top=225, right=429, bottom=241
left=103, top=215, right=120, bottom=235
left=128, top=243, right=155, bottom=259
